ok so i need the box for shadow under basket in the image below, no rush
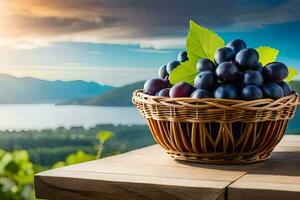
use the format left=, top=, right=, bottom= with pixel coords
left=132, top=89, right=299, bottom=164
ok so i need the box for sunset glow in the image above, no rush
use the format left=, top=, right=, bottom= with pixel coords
left=0, top=0, right=299, bottom=85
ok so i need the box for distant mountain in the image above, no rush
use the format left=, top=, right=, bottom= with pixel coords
left=0, top=74, right=114, bottom=104
left=71, top=81, right=144, bottom=106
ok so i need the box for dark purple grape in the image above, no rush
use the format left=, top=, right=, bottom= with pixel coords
left=226, top=39, right=247, bottom=54
left=278, top=81, right=292, bottom=96
left=216, top=62, right=239, bottom=83
left=196, top=58, right=216, bottom=72
left=236, top=71, right=245, bottom=87
left=166, top=61, right=180, bottom=74
left=214, top=47, right=235, bottom=64
left=144, top=78, right=168, bottom=95
left=235, top=48, right=259, bottom=70
left=157, top=88, right=170, bottom=97
left=191, top=89, right=213, bottom=98
left=244, top=70, right=263, bottom=86
left=263, top=62, right=288, bottom=83
left=261, top=83, right=284, bottom=99
left=194, top=71, right=218, bottom=90
left=214, top=84, right=238, bottom=99
left=158, top=64, right=168, bottom=79
left=241, top=85, right=263, bottom=100
left=178, top=51, right=188, bottom=62
left=170, top=82, right=195, bottom=98
left=253, top=63, right=263, bottom=73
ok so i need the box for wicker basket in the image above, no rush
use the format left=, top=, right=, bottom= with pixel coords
left=132, top=89, right=298, bottom=164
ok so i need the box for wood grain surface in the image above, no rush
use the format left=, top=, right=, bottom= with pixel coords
left=228, top=135, right=300, bottom=200
left=35, top=135, right=300, bottom=200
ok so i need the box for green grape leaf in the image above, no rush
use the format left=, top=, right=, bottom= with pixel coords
left=170, top=20, right=224, bottom=85
left=186, top=20, right=224, bottom=62
left=285, top=66, right=298, bottom=83
left=169, top=60, right=198, bottom=85
left=256, top=46, right=279, bottom=66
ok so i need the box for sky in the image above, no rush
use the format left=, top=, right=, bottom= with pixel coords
left=0, top=0, right=299, bottom=86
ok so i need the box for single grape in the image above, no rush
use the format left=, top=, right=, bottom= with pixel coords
left=216, top=62, right=239, bottom=83
left=170, top=82, right=195, bottom=98
left=196, top=58, right=216, bottom=72
left=166, top=61, right=180, bottom=74
left=261, top=83, right=284, bottom=99
left=235, top=48, right=259, bottom=70
left=194, top=71, right=218, bottom=90
left=263, top=62, right=289, bottom=83
left=214, top=47, right=235, bottom=64
left=226, top=39, right=247, bottom=54
left=158, top=64, right=168, bottom=79
left=241, top=85, right=263, bottom=100
left=278, top=81, right=292, bottom=96
left=144, top=78, right=168, bottom=95
left=243, top=70, right=263, bottom=86
left=157, top=88, right=170, bottom=97
left=214, top=84, right=238, bottom=99
left=191, top=89, right=213, bottom=98
left=178, top=51, right=188, bottom=62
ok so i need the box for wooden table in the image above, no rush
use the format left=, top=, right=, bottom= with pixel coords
left=35, top=135, right=300, bottom=200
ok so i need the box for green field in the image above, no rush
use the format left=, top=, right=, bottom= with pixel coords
left=0, top=124, right=154, bottom=166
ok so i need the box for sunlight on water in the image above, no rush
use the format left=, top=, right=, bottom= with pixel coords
left=0, top=104, right=146, bottom=130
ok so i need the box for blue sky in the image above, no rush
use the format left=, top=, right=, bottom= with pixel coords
left=0, top=0, right=299, bottom=86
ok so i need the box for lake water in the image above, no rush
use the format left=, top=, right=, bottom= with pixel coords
left=0, top=104, right=146, bottom=130
left=0, top=104, right=299, bottom=133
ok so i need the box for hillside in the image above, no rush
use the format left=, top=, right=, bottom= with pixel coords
left=0, top=74, right=113, bottom=104
left=79, top=81, right=144, bottom=106
left=290, top=80, right=300, bottom=92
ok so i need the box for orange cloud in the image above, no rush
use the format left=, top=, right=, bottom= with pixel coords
left=1, top=0, right=299, bottom=49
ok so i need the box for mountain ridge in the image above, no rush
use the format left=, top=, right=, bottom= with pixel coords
left=0, top=74, right=114, bottom=104
left=66, top=81, right=144, bottom=106
left=1, top=73, right=299, bottom=106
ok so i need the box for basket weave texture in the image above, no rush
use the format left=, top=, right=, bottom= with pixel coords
left=132, top=89, right=298, bottom=164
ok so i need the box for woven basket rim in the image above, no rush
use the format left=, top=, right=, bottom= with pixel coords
left=133, top=89, right=298, bottom=111
left=133, top=89, right=298, bottom=103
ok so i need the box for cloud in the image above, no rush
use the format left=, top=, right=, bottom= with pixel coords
left=1, top=0, right=300, bottom=49
left=129, top=48, right=172, bottom=54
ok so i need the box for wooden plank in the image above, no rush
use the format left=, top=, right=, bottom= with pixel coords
left=56, top=158, right=246, bottom=182
left=228, top=135, right=300, bottom=200
left=229, top=187, right=300, bottom=200
left=35, top=135, right=300, bottom=200
left=35, top=170, right=227, bottom=200
left=229, top=175, right=300, bottom=200
left=35, top=145, right=247, bottom=200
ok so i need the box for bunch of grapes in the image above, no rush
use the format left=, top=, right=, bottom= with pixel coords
left=144, top=39, right=291, bottom=100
